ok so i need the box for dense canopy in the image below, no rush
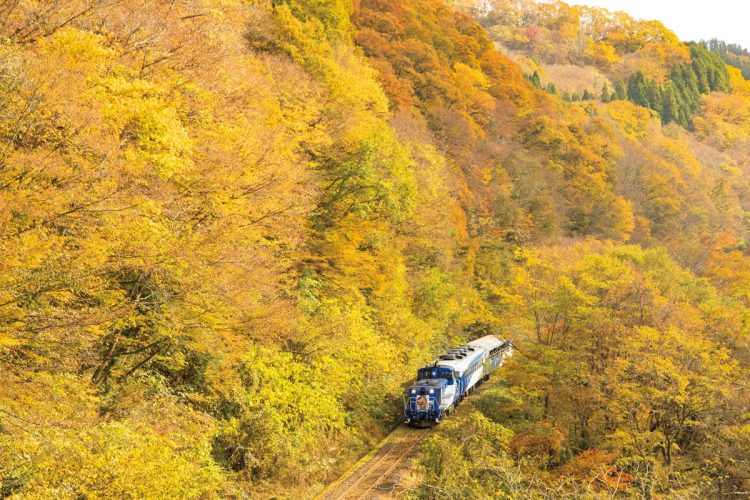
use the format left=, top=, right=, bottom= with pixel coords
left=0, top=0, right=748, bottom=497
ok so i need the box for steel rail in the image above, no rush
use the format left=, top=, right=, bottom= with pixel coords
left=353, top=427, right=432, bottom=500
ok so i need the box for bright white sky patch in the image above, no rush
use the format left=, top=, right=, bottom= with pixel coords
left=570, top=0, right=750, bottom=49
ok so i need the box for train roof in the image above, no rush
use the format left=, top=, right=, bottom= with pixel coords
left=467, top=335, right=506, bottom=351
left=421, top=335, right=511, bottom=375
left=434, top=348, right=484, bottom=373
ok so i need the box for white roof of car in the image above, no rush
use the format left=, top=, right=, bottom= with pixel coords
left=428, top=335, right=509, bottom=374
left=435, top=348, right=484, bottom=373
left=467, top=335, right=504, bottom=351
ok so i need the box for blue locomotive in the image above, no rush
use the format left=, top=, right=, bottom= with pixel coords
left=404, top=335, right=512, bottom=426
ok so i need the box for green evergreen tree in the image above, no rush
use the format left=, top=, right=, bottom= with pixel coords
left=677, top=106, right=691, bottom=129
left=670, top=65, right=700, bottom=116
left=690, top=53, right=709, bottom=93
left=661, top=83, right=679, bottom=124
left=645, top=80, right=662, bottom=111
left=615, top=79, right=627, bottom=100
left=600, top=82, right=611, bottom=103
left=627, top=71, right=649, bottom=107
left=683, top=65, right=700, bottom=101
left=530, top=71, right=542, bottom=89
left=689, top=42, right=730, bottom=91
left=582, top=89, right=593, bottom=101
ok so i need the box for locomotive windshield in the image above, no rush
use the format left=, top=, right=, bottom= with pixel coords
left=416, top=366, right=454, bottom=384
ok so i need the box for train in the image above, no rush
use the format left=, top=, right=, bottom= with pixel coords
left=404, top=335, right=512, bottom=426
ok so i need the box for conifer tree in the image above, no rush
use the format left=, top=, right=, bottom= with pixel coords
left=530, top=70, right=542, bottom=88
left=615, top=79, right=627, bottom=100
left=627, top=71, right=648, bottom=107
left=661, top=82, right=679, bottom=124
left=645, top=80, right=662, bottom=111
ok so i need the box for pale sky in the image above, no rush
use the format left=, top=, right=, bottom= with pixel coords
left=571, top=0, right=750, bottom=49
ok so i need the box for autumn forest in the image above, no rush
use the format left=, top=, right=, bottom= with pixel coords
left=0, top=0, right=749, bottom=498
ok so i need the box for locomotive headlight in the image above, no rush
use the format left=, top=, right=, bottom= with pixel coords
left=429, top=389, right=435, bottom=394
left=410, top=389, right=416, bottom=394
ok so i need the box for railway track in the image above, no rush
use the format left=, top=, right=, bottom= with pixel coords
left=320, top=425, right=433, bottom=500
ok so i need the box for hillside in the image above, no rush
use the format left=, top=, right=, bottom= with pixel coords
left=0, top=0, right=748, bottom=498
left=709, top=39, right=750, bottom=79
